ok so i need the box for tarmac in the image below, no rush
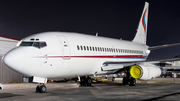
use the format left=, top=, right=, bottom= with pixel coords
left=0, top=78, right=180, bottom=101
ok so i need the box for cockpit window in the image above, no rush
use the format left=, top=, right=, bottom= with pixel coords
left=19, top=41, right=47, bottom=49
left=40, top=42, right=47, bottom=48
left=33, top=42, right=40, bottom=48
left=20, top=42, right=33, bottom=46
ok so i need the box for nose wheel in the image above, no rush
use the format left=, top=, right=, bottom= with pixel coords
left=36, top=84, right=47, bottom=93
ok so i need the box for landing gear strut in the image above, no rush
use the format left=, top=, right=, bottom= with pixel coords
left=36, top=84, right=47, bottom=93
left=129, top=77, right=136, bottom=86
left=122, top=69, right=136, bottom=86
left=123, top=77, right=136, bottom=86
left=80, top=76, right=92, bottom=86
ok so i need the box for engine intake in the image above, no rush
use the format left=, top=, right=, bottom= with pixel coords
left=130, top=65, right=143, bottom=79
left=130, top=63, right=162, bottom=80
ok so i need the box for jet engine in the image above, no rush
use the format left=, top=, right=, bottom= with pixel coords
left=130, top=63, right=163, bottom=80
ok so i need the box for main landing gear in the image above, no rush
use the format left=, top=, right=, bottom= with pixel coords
left=122, top=70, right=136, bottom=86
left=123, top=77, right=136, bottom=86
left=36, top=84, right=47, bottom=93
left=79, top=76, right=92, bottom=86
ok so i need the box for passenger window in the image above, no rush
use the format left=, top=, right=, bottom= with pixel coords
left=80, top=46, right=83, bottom=50
left=95, top=47, right=97, bottom=51
left=87, top=46, right=89, bottom=51
left=77, top=45, right=80, bottom=50
left=113, top=49, right=115, bottom=52
left=84, top=46, right=86, bottom=50
left=92, top=47, right=95, bottom=51
left=90, top=46, right=92, bottom=51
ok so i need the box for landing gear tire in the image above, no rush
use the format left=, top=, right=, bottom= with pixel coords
left=129, top=77, right=136, bottom=86
left=86, top=77, right=92, bottom=86
left=123, top=77, right=129, bottom=85
left=39, top=85, right=47, bottom=93
left=36, top=84, right=47, bottom=93
left=80, top=76, right=92, bottom=86
left=112, top=77, right=115, bottom=81
left=80, top=77, right=86, bottom=86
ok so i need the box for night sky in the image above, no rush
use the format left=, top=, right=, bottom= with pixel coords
left=0, top=0, right=180, bottom=59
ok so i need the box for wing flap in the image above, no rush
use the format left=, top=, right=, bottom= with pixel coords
left=101, top=64, right=123, bottom=71
left=101, top=62, right=136, bottom=71
left=102, top=57, right=180, bottom=71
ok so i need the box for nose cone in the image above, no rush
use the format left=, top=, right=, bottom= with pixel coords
left=3, top=48, right=24, bottom=73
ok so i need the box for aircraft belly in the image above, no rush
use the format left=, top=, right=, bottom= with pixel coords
left=47, top=57, right=146, bottom=78
left=37, top=58, right=59, bottom=77
left=50, top=58, right=98, bottom=78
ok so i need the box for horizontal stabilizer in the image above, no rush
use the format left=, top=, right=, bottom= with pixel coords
left=148, top=43, right=180, bottom=50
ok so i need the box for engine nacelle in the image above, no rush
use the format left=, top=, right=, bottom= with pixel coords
left=130, top=63, right=162, bottom=80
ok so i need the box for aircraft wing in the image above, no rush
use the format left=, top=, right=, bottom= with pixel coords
left=101, top=61, right=139, bottom=72
left=146, top=58, right=180, bottom=66
left=101, top=57, right=180, bottom=72
left=148, top=43, right=180, bottom=50
left=101, top=63, right=135, bottom=71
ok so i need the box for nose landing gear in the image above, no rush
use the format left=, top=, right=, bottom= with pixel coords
left=36, top=84, right=47, bottom=93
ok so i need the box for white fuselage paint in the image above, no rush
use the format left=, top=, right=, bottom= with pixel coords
left=3, top=32, right=149, bottom=79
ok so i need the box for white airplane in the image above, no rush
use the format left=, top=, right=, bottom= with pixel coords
left=3, top=2, right=180, bottom=93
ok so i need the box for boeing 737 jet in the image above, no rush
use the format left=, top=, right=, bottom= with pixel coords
left=3, top=2, right=180, bottom=93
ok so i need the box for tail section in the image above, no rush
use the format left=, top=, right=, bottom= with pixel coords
left=133, top=2, right=149, bottom=44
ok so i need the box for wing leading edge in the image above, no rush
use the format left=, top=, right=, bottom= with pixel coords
left=148, top=43, right=180, bottom=50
